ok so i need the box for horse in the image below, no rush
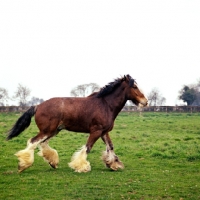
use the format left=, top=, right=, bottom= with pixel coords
left=7, top=74, right=148, bottom=173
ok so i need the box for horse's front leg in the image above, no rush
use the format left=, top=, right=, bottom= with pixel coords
left=68, top=130, right=102, bottom=173
left=101, top=133, right=124, bottom=171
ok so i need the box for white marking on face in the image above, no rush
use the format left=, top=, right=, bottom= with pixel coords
left=134, top=83, right=148, bottom=106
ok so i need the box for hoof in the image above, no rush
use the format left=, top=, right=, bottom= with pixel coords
left=49, top=162, right=58, bottom=169
left=102, top=151, right=124, bottom=171
left=18, top=165, right=31, bottom=173
left=109, top=160, right=124, bottom=171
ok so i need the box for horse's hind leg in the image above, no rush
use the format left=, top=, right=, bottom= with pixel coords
left=15, top=134, right=47, bottom=173
left=101, top=133, right=124, bottom=171
left=38, top=139, right=59, bottom=169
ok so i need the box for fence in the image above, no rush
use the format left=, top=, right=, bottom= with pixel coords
left=122, top=106, right=200, bottom=112
left=1, top=106, right=200, bottom=113
left=0, top=106, right=27, bottom=112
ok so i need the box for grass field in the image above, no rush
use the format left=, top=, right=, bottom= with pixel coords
left=0, top=111, right=200, bottom=199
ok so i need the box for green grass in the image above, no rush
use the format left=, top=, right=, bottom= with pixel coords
left=1, top=112, right=200, bottom=199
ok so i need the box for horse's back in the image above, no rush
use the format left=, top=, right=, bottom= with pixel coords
left=35, top=97, right=96, bottom=128
left=35, top=97, right=81, bottom=117
left=34, top=96, right=110, bottom=133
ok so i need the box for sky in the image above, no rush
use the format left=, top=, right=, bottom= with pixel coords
left=1, top=0, right=200, bottom=106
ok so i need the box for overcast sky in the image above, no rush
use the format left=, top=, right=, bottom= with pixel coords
left=1, top=1, right=200, bottom=106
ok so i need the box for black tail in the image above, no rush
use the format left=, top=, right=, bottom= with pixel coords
left=7, top=106, right=36, bottom=140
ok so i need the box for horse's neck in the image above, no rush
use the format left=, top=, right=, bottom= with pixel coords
left=104, top=86, right=127, bottom=118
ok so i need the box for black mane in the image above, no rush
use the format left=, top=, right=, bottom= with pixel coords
left=96, top=78, right=122, bottom=98
left=96, top=75, right=135, bottom=98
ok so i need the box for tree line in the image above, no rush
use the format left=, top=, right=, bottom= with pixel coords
left=1, top=79, right=200, bottom=107
left=0, top=84, right=44, bottom=107
left=70, top=79, right=200, bottom=106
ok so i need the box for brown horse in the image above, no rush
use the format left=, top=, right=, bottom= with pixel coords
left=7, top=74, right=148, bottom=173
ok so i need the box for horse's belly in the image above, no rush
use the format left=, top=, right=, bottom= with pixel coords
left=66, top=126, right=89, bottom=133
left=64, top=121, right=90, bottom=133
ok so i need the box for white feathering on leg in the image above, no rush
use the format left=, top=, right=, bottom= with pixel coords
left=68, top=145, right=91, bottom=173
left=15, top=139, right=36, bottom=173
left=15, top=149, right=34, bottom=173
left=38, top=141, right=59, bottom=169
left=15, top=137, right=47, bottom=173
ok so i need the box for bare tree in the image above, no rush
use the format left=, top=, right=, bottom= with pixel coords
left=70, top=83, right=100, bottom=97
left=27, top=97, right=44, bottom=106
left=148, top=88, right=166, bottom=106
left=88, top=83, right=100, bottom=93
left=0, top=87, right=9, bottom=106
left=158, top=97, right=166, bottom=106
left=14, top=84, right=31, bottom=107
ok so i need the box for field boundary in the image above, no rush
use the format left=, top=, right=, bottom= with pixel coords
left=123, top=105, right=200, bottom=112
left=1, top=105, right=200, bottom=112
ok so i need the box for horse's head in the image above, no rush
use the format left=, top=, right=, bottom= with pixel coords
left=124, top=75, right=148, bottom=107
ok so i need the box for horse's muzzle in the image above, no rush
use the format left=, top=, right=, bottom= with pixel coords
left=138, top=99, right=148, bottom=107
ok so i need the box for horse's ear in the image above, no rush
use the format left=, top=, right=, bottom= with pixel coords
left=126, top=74, right=132, bottom=80
left=124, top=74, right=130, bottom=80
left=129, top=78, right=134, bottom=87
left=126, top=75, right=134, bottom=87
left=123, top=75, right=134, bottom=86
